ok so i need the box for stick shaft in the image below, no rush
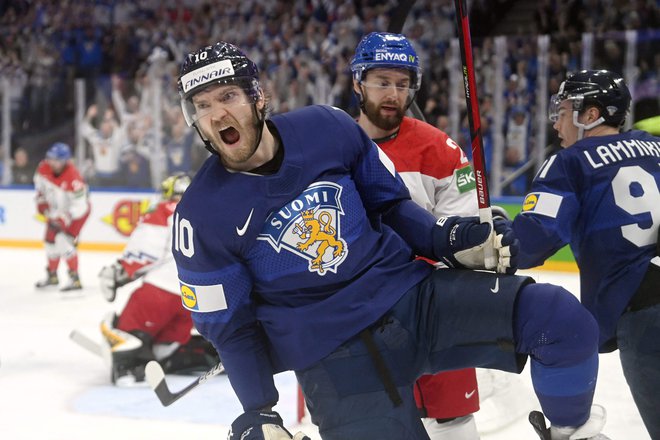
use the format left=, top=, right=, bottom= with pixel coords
left=454, top=0, right=491, bottom=217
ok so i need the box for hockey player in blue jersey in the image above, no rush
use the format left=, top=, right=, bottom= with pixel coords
left=172, top=41, right=609, bottom=440
left=511, top=69, right=660, bottom=439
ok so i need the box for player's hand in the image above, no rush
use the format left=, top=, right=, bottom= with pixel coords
left=37, top=202, right=49, bottom=216
left=432, top=215, right=518, bottom=273
left=228, top=411, right=311, bottom=440
left=47, top=217, right=67, bottom=232
left=491, top=205, right=511, bottom=221
left=493, top=218, right=518, bottom=274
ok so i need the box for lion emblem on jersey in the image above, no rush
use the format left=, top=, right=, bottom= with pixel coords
left=294, top=209, right=345, bottom=274
left=258, top=181, right=348, bottom=276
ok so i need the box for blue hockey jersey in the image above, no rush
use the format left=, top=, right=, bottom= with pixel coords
left=172, top=105, right=437, bottom=410
left=513, top=130, right=660, bottom=350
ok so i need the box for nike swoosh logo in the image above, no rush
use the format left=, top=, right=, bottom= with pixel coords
left=490, top=278, right=499, bottom=293
left=465, top=389, right=476, bottom=399
left=236, top=208, right=254, bottom=237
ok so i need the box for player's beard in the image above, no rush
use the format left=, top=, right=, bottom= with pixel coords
left=203, top=108, right=262, bottom=168
left=363, top=99, right=405, bottom=131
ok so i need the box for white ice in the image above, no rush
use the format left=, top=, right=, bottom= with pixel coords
left=0, top=248, right=649, bottom=439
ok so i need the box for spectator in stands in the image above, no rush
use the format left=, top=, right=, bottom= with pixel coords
left=11, top=147, right=35, bottom=185
left=80, top=104, right=124, bottom=187
left=503, top=105, right=530, bottom=195
left=164, top=116, right=194, bottom=174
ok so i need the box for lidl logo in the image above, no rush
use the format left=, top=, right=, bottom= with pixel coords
left=181, top=284, right=198, bottom=310
left=522, top=194, right=539, bottom=211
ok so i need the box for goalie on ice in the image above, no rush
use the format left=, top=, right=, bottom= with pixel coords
left=98, top=173, right=219, bottom=386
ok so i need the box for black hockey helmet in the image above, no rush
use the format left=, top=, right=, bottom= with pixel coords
left=178, top=41, right=261, bottom=126
left=550, top=69, right=631, bottom=128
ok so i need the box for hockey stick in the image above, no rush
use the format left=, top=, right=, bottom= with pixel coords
left=70, top=329, right=104, bottom=357
left=145, top=359, right=225, bottom=407
left=453, top=0, right=497, bottom=268
left=387, top=0, right=426, bottom=122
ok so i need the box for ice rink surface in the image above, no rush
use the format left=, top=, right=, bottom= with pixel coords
left=0, top=248, right=650, bottom=439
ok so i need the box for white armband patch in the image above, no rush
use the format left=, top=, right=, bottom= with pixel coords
left=180, top=281, right=228, bottom=312
left=521, top=192, right=563, bottom=218
left=375, top=144, right=397, bottom=177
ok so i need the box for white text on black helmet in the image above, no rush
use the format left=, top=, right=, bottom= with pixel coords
left=181, top=60, right=235, bottom=94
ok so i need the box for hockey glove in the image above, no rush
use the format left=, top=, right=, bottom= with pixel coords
left=98, top=262, right=130, bottom=302
left=493, top=217, right=519, bottom=274
left=432, top=216, right=518, bottom=273
left=228, top=411, right=311, bottom=440
left=47, top=217, right=67, bottom=232
left=37, top=202, right=49, bottom=216
left=491, top=205, right=511, bottom=221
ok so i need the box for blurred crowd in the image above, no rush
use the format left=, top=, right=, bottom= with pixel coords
left=1, top=0, right=658, bottom=193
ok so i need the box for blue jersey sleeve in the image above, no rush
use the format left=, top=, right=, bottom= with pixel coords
left=513, top=152, right=581, bottom=268
left=173, top=195, right=279, bottom=411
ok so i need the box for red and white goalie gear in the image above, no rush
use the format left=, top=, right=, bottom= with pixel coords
left=116, top=282, right=193, bottom=346
left=377, top=117, right=478, bottom=218
left=117, top=200, right=179, bottom=293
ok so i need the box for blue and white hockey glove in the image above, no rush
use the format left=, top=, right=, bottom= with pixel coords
left=432, top=215, right=518, bottom=274
left=228, top=411, right=311, bottom=440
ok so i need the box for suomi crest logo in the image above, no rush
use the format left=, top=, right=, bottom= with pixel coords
left=258, top=182, right=348, bottom=275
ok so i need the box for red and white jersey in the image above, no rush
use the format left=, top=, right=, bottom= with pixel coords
left=377, top=117, right=478, bottom=218
left=375, top=116, right=481, bottom=419
left=34, top=160, right=90, bottom=222
left=119, top=200, right=179, bottom=295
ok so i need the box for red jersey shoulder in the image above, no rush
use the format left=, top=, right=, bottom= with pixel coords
left=36, top=161, right=85, bottom=191
left=378, top=117, right=469, bottom=178
left=141, top=200, right=177, bottom=227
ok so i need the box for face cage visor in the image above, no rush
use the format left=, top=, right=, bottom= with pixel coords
left=354, top=65, right=422, bottom=109
left=548, top=93, right=585, bottom=123
left=180, top=77, right=261, bottom=127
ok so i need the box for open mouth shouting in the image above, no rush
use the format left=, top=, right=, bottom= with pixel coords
left=220, top=126, right=241, bottom=147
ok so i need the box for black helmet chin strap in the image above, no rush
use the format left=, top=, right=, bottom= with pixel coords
left=193, top=125, right=218, bottom=157
left=251, top=102, right=267, bottom=155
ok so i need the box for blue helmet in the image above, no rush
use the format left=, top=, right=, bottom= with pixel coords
left=46, top=142, right=72, bottom=161
left=350, top=32, right=422, bottom=90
